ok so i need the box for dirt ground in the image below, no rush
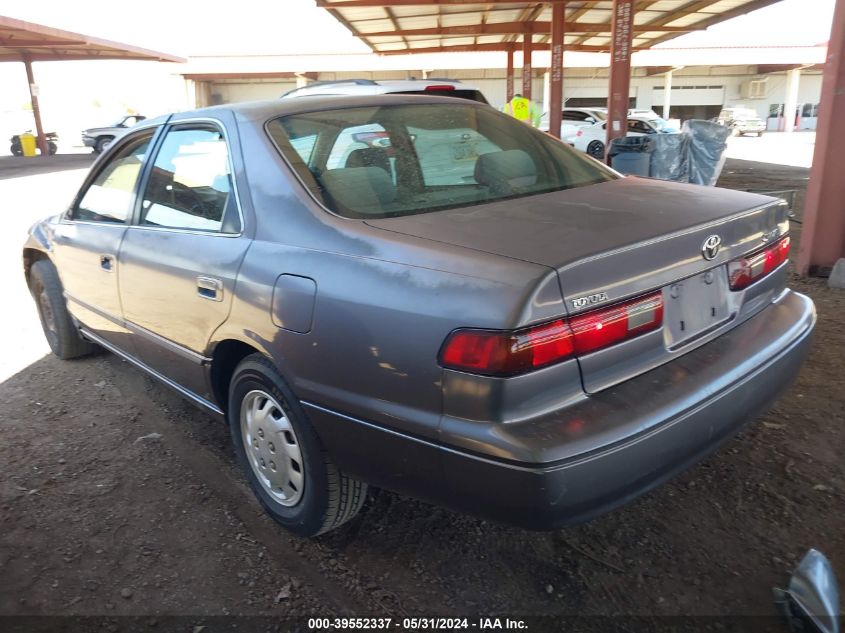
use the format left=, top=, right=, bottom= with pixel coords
left=0, top=150, right=843, bottom=626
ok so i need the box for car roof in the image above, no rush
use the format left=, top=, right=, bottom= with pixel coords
left=281, top=78, right=479, bottom=98
left=169, top=94, right=492, bottom=125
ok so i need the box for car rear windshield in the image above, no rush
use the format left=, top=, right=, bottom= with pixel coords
left=267, top=103, right=617, bottom=220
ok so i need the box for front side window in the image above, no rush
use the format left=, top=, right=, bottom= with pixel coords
left=139, top=127, right=237, bottom=233
left=73, top=134, right=152, bottom=223
left=267, top=103, right=616, bottom=220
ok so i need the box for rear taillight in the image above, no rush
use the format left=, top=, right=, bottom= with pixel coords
left=425, top=85, right=455, bottom=91
left=440, top=291, right=664, bottom=377
left=569, top=292, right=664, bottom=355
left=728, top=236, right=790, bottom=291
left=440, top=320, right=574, bottom=377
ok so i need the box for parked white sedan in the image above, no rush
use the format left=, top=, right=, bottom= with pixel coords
left=565, top=116, right=665, bottom=159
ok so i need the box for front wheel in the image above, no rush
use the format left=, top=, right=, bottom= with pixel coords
left=586, top=140, right=605, bottom=160
left=47, top=141, right=58, bottom=155
left=228, top=354, right=367, bottom=537
left=29, top=260, right=94, bottom=359
left=10, top=144, right=22, bottom=157
left=94, top=137, right=113, bottom=153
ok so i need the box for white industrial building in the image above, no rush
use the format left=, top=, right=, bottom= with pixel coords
left=181, top=44, right=825, bottom=131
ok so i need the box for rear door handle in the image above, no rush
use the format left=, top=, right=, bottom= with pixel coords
left=100, top=255, right=113, bottom=272
left=197, top=276, right=223, bottom=302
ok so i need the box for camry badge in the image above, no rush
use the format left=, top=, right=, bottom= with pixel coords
left=572, top=292, right=609, bottom=309
left=701, top=235, right=722, bottom=261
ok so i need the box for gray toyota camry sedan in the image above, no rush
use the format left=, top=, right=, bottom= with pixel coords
left=24, top=95, right=815, bottom=537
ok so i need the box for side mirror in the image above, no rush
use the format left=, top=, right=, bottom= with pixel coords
left=775, top=549, right=840, bottom=633
left=585, top=117, right=596, bottom=123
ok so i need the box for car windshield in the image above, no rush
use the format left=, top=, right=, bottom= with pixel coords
left=588, top=110, right=607, bottom=121
left=267, top=103, right=617, bottom=220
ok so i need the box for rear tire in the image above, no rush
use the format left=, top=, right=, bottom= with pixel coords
left=586, top=140, right=605, bottom=160
left=29, top=260, right=94, bottom=360
left=228, top=354, right=367, bottom=537
left=47, top=141, right=58, bottom=155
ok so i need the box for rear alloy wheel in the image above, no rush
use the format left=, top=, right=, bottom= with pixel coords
left=29, top=260, right=94, bottom=359
left=228, top=354, right=367, bottom=536
left=587, top=140, right=605, bottom=160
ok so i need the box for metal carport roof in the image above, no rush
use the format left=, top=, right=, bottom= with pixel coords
left=0, top=15, right=184, bottom=155
left=0, top=15, right=184, bottom=62
left=316, top=0, right=782, bottom=55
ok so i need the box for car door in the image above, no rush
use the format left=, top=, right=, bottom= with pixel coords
left=51, top=128, right=158, bottom=352
left=118, top=119, right=251, bottom=401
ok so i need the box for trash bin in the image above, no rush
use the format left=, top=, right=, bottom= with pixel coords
left=19, top=133, right=37, bottom=158
left=650, top=133, right=690, bottom=183
left=612, top=152, right=650, bottom=176
left=609, top=136, right=653, bottom=176
left=682, top=119, right=731, bottom=186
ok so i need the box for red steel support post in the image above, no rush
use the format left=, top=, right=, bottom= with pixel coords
left=798, top=0, right=845, bottom=275
left=549, top=2, right=566, bottom=138
left=522, top=34, right=533, bottom=100
left=23, top=56, right=49, bottom=157
left=606, top=0, right=634, bottom=159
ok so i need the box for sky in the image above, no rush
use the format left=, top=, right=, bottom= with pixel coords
left=0, top=0, right=370, bottom=56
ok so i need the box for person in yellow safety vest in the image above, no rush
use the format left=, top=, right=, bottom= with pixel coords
left=503, top=94, right=541, bottom=128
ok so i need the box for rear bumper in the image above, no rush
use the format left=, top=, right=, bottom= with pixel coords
left=306, top=289, right=815, bottom=529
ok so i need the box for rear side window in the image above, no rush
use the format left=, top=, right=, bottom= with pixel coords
left=267, top=103, right=616, bottom=220
left=289, top=133, right=317, bottom=164
left=73, top=134, right=152, bottom=223
left=139, top=127, right=238, bottom=233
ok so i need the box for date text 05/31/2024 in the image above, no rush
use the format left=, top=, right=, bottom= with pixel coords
left=308, top=618, right=529, bottom=630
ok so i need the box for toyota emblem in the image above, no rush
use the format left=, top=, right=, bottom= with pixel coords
left=701, top=235, right=722, bottom=261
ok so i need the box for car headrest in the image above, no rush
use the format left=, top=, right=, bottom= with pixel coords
left=475, top=149, right=538, bottom=195
left=346, top=148, right=391, bottom=174
left=320, top=166, right=396, bottom=215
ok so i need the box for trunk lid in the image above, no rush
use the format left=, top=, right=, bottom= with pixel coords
left=367, top=177, right=789, bottom=392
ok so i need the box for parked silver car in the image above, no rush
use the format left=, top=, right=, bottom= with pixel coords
left=717, top=107, right=766, bottom=137
left=81, top=114, right=146, bottom=153
left=24, top=96, right=815, bottom=537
